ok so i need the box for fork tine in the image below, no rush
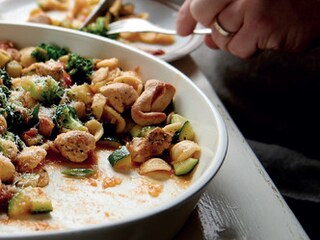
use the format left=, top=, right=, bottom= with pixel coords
left=108, top=18, right=139, bottom=27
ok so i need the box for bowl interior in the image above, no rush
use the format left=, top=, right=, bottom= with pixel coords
left=0, top=22, right=228, bottom=236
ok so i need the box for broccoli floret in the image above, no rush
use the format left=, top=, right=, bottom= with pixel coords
left=2, top=102, right=30, bottom=132
left=0, top=68, right=12, bottom=88
left=82, top=17, right=109, bottom=37
left=53, top=104, right=87, bottom=131
left=31, top=43, right=69, bottom=62
left=0, top=85, right=10, bottom=107
left=2, top=131, right=26, bottom=150
left=66, top=53, right=94, bottom=84
left=21, top=75, right=64, bottom=106
left=82, top=17, right=119, bottom=40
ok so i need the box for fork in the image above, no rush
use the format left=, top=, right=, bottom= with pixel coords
left=106, top=18, right=212, bottom=35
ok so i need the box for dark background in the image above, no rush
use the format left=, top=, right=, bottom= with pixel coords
left=192, top=46, right=320, bottom=239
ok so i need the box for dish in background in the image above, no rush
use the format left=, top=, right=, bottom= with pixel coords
left=0, top=22, right=227, bottom=240
left=0, top=0, right=204, bottom=62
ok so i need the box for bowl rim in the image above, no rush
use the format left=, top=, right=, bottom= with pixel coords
left=0, top=21, right=228, bottom=238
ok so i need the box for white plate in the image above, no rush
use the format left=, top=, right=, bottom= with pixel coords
left=0, top=0, right=204, bottom=62
left=0, top=22, right=227, bottom=240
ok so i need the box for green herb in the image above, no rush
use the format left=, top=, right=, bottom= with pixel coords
left=61, top=168, right=95, bottom=178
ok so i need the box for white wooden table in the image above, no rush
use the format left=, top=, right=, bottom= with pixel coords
left=171, top=46, right=309, bottom=240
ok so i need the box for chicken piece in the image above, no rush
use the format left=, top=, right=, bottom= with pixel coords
left=35, top=60, right=64, bottom=81
left=28, top=12, right=52, bottom=25
left=22, top=60, right=64, bottom=82
left=131, top=79, right=175, bottom=126
left=15, top=146, right=47, bottom=172
left=54, top=130, right=96, bottom=163
left=127, top=127, right=172, bottom=163
left=100, top=82, right=138, bottom=113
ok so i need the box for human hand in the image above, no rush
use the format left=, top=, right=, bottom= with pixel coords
left=176, top=0, right=320, bottom=58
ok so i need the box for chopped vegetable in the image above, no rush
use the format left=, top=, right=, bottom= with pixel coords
left=8, top=187, right=53, bottom=217
left=21, top=75, right=64, bottom=106
left=172, top=121, right=195, bottom=143
left=173, top=158, right=199, bottom=176
left=108, top=146, right=131, bottom=171
left=53, top=104, right=87, bottom=131
left=66, top=53, right=94, bottom=84
left=61, top=168, right=95, bottom=178
left=99, top=135, right=122, bottom=148
left=82, top=17, right=109, bottom=37
left=82, top=17, right=119, bottom=40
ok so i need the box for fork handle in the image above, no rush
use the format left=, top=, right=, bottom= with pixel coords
left=193, top=28, right=212, bottom=35
left=107, top=28, right=212, bottom=35
left=153, top=28, right=212, bottom=35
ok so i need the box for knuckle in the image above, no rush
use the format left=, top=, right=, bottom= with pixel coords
left=189, top=0, right=212, bottom=26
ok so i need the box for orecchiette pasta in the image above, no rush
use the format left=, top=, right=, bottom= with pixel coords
left=170, top=140, right=201, bottom=163
left=91, top=67, right=110, bottom=85
left=69, top=101, right=87, bottom=119
left=162, top=122, right=182, bottom=136
left=102, top=105, right=126, bottom=133
left=113, top=75, right=143, bottom=95
left=85, top=119, right=104, bottom=142
left=0, top=155, right=16, bottom=182
left=96, top=58, right=119, bottom=69
left=91, top=93, right=107, bottom=120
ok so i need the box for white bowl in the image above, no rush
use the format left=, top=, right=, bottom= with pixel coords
left=0, top=21, right=228, bottom=240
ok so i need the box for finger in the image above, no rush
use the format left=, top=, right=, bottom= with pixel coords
left=218, top=0, right=245, bottom=33
left=176, top=0, right=197, bottom=36
left=209, top=23, right=233, bottom=51
left=227, top=26, right=258, bottom=58
left=204, top=35, right=219, bottom=49
left=189, top=0, right=233, bottom=27
left=208, top=1, right=245, bottom=51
